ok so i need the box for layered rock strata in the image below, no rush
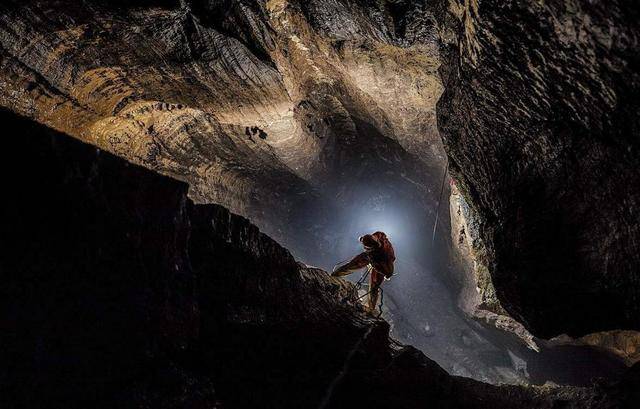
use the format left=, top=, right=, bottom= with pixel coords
left=0, top=0, right=445, bottom=262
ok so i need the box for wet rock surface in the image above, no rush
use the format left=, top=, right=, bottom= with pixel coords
left=436, top=0, right=640, bottom=338
left=2, top=108, right=638, bottom=409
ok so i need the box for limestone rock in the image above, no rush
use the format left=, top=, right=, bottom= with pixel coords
left=436, top=0, right=640, bottom=338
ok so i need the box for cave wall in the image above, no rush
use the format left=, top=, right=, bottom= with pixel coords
left=4, top=110, right=632, bottom=408
left=0, top=0, right=323, bottom=256
left=436, top=0, right=640, bottom=338
left=0, top=0, right=447, bottom=265
left=1, top=0, right=639, bottom=401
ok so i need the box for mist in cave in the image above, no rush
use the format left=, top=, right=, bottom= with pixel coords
left=280, top=156, right=627, bottom=386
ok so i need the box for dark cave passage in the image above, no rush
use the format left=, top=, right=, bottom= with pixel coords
left=280, top=144, right=628, bottom=386
left=1, top=1, right=639, bottom=407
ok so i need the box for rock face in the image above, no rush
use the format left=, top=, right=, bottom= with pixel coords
left=0, top=0, right=445, bottom=263
left=436, top=0, right=640, bottom=338
left=449, top=183, right=539, bottom=351
left=4, top=110, right=638, bottom=408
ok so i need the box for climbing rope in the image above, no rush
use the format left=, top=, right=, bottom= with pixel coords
left=355, top=265, right=371, bottom=290
left=350, top=265, right=371, bottom=302
left=333, top=263, right=385, bottom=318
left=431, top=160, right=449, bottom=245
left=353, top=286, right=385, bottom=318
left=352, top=265, right=385, bottom=318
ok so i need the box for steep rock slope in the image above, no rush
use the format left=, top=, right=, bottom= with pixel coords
left=436, top=0, right=640, bottom=338
left=1, top=108, right=374, bottom=408
left=3, top=110, right=637, bottom=408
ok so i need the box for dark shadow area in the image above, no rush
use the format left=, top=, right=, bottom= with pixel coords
left=9, top=108, right=632, bottom=408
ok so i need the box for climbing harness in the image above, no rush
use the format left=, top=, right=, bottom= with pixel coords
left=431, top=160, right=449, bottom=245
left=350, top=265, right=385, bottom=318
left=353, top=265, right=371, bottom=293
left=333, top=260, right=386, bottom=317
